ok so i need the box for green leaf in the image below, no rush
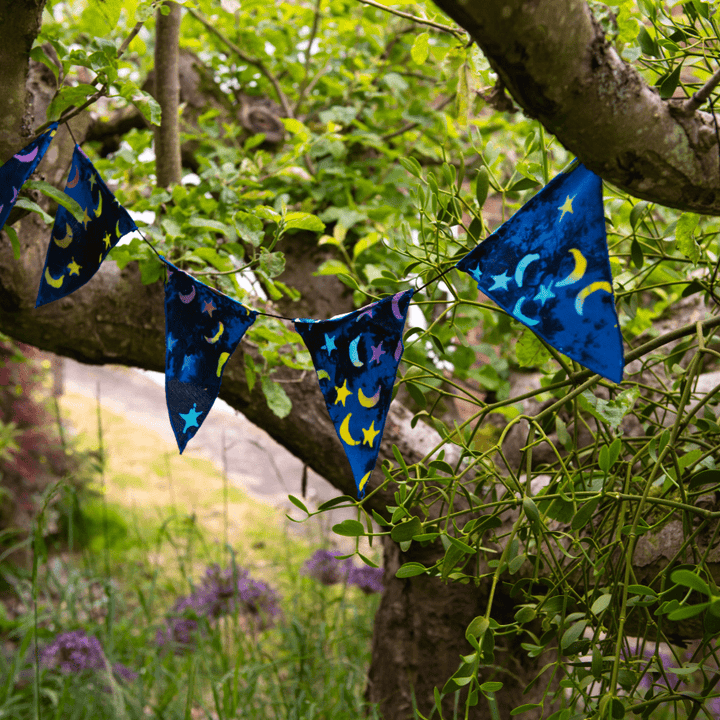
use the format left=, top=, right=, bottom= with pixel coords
left=509, top=177, right=540, bottom=192
left=456, top=63, right=470, bottom=127
left=332, top=519, right=365, bottom=537
left=667, top=602, right=709, bottom=620
left=522, top=497, right=540, bottom=524
left=5, top=227, right=20, bottom=260
left=396, top=562, right=427, bottom=578
left=391, top=517, right=422, bottom=542
left=676, top=212, right=700, bottom=263
left=399, top=156, right=422, bottom=179
left=571, top=497, right=600, bottom=530
left=658, top=63, right=683, bottom=99
left=411, top=32, right=430, bottom=65
left=244, top=355, right=256, bottom=393
left=131, top=89, right=162, bottom=126
left=627, top=584, right=657, bottom=596
left=13, top=197, right=53, bottom=224
left=260, top=250, right=285, bottom=278
left=261, top=377, right=292, bottom=419
left=630, top=237, right=644, bottom=269
left=314, top=259, right=351, bottom=277
left=288, top=495, right=309, bottom=514
left=480, top=681, right=503, bottom=693
left=283, top=212, right=325, bottom=232
left=511, top=704, right=543, bottom=716
left=637, top=26, right=659, bottom=56
left=25, top=181, right=85, bottom=224
left=188, top=217, right=233, bottom=235
left=561, top=619, right=587, bottom=650
left=671, top=569, right=711, bottom=596
left=516, top=328, right=551, bottom=367
left=466, top=616, right=490, bottom=639
left=629, top=201, right=649, bottom=229
left=591, top=594, right=612, bottom=615
left=475, top=166, right=490, bottom=207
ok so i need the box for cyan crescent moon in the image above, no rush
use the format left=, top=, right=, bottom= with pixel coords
left=66, top=166, right=79, bottom=188
left=359, top=471, right=371, bottom=493
left=216, top=352, right=230, bottom=377
left=14, top=146, right=39, bottom=163
left=53, top=224, right=73, bottom=248
left=317, top=370, right=331, bottom=381
left=349, top=335, right=363, bottom=367
left=204, top=321, right=224, bottom=344
left=391, top=291, right=404, bottom=320
left=358, top=387, right=381, bottom=408
left=513, top=297, right=539, bottom=326
left=575, top=281, right=613, bottom=316
left=44, top=267, right=64, bottom=289
left=178, top=286, right=196, bottom=303
left=339, top=413, right=360, bottom=446
left=556, top=248, right=587, bottom=288
left=514, top=253, right=540, bottom=288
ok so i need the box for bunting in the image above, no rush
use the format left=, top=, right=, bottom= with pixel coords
left=163, top=258, right=258, bottom=453
left=455, top=163, right=624, bottom=383
left=0, top=123, right=59, bottom=234
left=294, top=290, right=413, bottom=498
left=35, top=144, right=137, bottom=308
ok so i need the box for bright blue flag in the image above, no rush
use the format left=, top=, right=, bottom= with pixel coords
left=456, top=163, right=624, bottom=383
left=163, top=258, right=258, bottom=453
left=0, top=124, right=59, bottom=233
left=35, top=145, right=137, bottom=307
left=294, top=290, right=413, bottom=498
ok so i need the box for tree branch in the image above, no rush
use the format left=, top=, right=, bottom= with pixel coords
left=355, top=0, right=465, bottom=39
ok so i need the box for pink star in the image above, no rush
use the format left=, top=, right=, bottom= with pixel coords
left=370, top=342, right=385, bottom=364
left=202, top=300, right=216, bottom=316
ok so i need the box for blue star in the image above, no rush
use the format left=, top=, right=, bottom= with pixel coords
left=167, top=334, right=177, bottom=351
left=534, top=283, right=556, bottom=307
left=489, top=271, right=510, bottom=291
left=322, top=333, right=336, bottom=355
left=179, top=403, right=203, bottom=433
left=182, top=355, right=193, bottom=372
left=468, top=265, right=483, bottom=284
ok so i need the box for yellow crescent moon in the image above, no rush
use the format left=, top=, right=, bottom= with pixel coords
left=556, top=248, right=587, bottom=287
left=339, top=413, right=359, bottom=446
left=317, top=370, right=331, bottom=382
left=359, top=471, right=371, bottom=493
left=575, top=281, right=613, bottom=316
left=204, top=322, right=224, bottom=344
left=216, top=352, right=230, bottom=377
left=358, top=387, right=381, bottom=408
left=53, top=223, right=73, bottom=248
left=94, top=190, right=102, bottom=218
left=44, top=267, right=64, bottom=288
left=115, top=220, right=123, bottom=240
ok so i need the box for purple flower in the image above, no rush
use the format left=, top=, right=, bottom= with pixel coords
left=347, top=565, right=384, bottom=594
left=112, top=662, right=138, bottom=682
left=303, top=550, right=353, bottom=585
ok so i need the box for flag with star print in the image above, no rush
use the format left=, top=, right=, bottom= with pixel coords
left=35, top=144, right=137, bottom=307
left=294, top=290, right=414, bottom=498
left=456, top=162, right=624, bottom=382
left=163, top=258, right=258, bottom=453
left=0, top=123, right=59, bottom=234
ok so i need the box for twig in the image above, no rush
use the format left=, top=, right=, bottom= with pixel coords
left=354, top=0, right=465, bottom=39
left=382, top=95, right=455, bottom=141
left=294, top=0, right=323, bottom=115
left=684, top=66, right=720, bottom=112
left=185, top=6, right=294, bottom=119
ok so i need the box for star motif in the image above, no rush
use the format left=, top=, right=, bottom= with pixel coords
left=167, top=334, right=177, bottom=351
left=67, top=258, right=81, bottom=276
left=534, top=283, right=556, bottom=307
left=334, top=379, right=352, bottom=407
left=370, top=342, right=385, bottom=364
left=358, top=305, right=375, bottom=320
left=102, top=232, right=111, bottom=249
left=558, top=194, right=576, bottom=222
left=202, top=300, right=216, bottom=316
left=362, top=421, right=380, bottom=447
left=489, top=271, right=511, bottom=291
left=80, top=207, right=91, bottom=228
left=468, top=265, right=483, bottom=284
left=89, top=173, right=97, bottom=190
left=322, top=333, right=336, bottom=355
left=182, top=355, right=193, bottom=373
left=179, top=403, right=203, bottom=433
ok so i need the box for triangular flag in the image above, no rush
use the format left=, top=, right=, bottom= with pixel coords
left=294, top=290, right=414, bottom=498
left=163, top=258, right=258, bottom=453
left=35, top=144, right=137, bottom=307
left=456, top=163, right=624, bottom=383
left=0, top=123, right=59, bottom=233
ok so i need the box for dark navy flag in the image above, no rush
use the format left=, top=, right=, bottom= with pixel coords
left=35, top=144, right=137, bottom=307
left=0, top=123, right=59, bottom=233
left=294, top=290, right=414, bottom=498
left=456, top=163, right=624, bottom=383
left=163, top=258, right=258, bottom=453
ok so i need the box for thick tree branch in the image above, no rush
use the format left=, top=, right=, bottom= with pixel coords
left=431, top=0, right=720, bottom=215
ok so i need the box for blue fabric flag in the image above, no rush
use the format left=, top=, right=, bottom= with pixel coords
left=163, top=258, right=258, bottom=453
left=294, top=290, right=414, bottom=498
left=35, top=144, right=137, bottom=308
left=456, top=163, right=624, bottom=383
left=0, top=124, right=59, bottom=234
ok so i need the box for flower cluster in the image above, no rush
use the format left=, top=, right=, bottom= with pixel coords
left=156, top=564, right=281, bottom=653
left=41, top=629, right=137, bottom=681
left=303, top=550, right=383, bottom=594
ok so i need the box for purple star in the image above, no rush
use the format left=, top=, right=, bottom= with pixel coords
left=370, top=342, right=385, bottom=364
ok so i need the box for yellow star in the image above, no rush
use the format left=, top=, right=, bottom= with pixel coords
left=558, top=195, right=576, bottom=222
left=66, top=258, right=81, bottom=276
left=362, top=421, right=380, bottom=447
left=80, top=207, right=91, bottom=228
left=89, top=173, right=97, bottom=190
left=334, top=379, right=352, bottom=407
left=102, top=232, right=111, bottom=249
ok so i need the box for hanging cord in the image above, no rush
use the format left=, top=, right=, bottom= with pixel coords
left=707, top=97, right=720, bottom=303
left=415, top=264, right=456, bottom=294
left=65, top=122, right=79, bottom=145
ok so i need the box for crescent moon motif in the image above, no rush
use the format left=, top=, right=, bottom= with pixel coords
left=216, top=352, right=230, bottom=377
left=93, top=189, right=103, bottom=219
left=349, top=335, right=363, bottom=367
left=178, top=286, right=196, bottom=304
left=391, top=291, right=404, bottom=321
left=66, top=166, right=80, bottom=188
left=359, top=471, right=371, bottom=493
left=14, top=146, right=39, bottom=163
left=317, top=370, right=331, bottom=382
left=115, top=220, right=123, bottom=240
left=395, top=340, right=403, bottom=362
left=514, top=253, right=540, bottom=288
left=204, top=322, right=224, bottom=344
left=358, top=387, right=381, bottom=408
left=575, top=281, right=613, bottom=316
left=513, top=296, right=539, bottom=326
left=339, top=413, right=360, bottom=446
left=53, top=224, right=73, bottom=249
left=44, top=267, right=64, bottom=289
left=556, top=248, right=587, bottom=288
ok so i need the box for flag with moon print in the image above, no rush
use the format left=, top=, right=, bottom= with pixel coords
left=0, top=123, right=59, bottom=234
left=35, top=144, right=137, bottom=308
left=456, top=162, right=624, bottom=383
left=294, top=290, right=414, bottom=498
left=163, top=258, right=258, bottom=453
